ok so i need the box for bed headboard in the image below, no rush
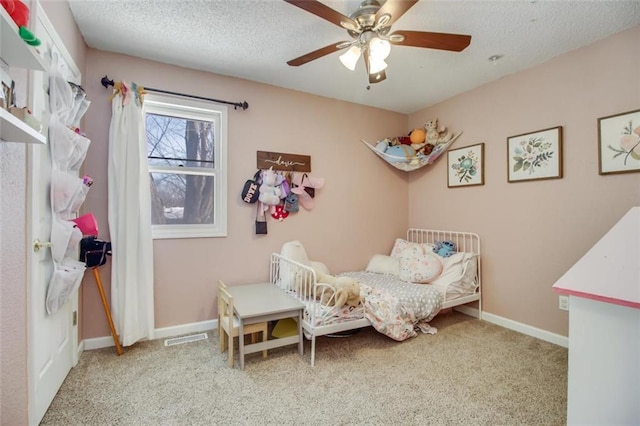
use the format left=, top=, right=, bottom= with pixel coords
left=407, top=229, right=481, bottom=257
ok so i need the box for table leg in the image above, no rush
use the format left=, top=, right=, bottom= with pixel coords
left=297, top=310, right=303, bottom=355
left=239, top=319, right=245, bottom=370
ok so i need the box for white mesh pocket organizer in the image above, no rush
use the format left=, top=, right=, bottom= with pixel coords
left=50, top=218, right=83, bottom=263
left=51, top=171, right=89, bottom=217
left=49, top=72, right=75, bottom=126
left=70, top=97, right=90, bottom=129
left=46, top=258, right=86, bottom=315
left=50, top=120, right=90, bottom=173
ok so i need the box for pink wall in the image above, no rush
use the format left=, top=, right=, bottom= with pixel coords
left=408, top=25, right=640, bottom=336
left=80, top=25, right=640, bottom=340
left=80, top=51, right=408, bottom=336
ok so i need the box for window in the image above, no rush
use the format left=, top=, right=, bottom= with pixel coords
left=143, top=93, right=227, bottom=239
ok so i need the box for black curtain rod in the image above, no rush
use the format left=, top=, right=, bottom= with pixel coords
left=100, top=75, right=248, bottom=111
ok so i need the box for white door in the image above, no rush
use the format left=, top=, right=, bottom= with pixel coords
left=27, top=4, right=81, bottom=424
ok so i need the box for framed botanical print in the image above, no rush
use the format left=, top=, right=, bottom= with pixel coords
left=598, top=109, right=640, bottom=175
left=507, top=126, right=563, bottom=183
left=447, top=143, right=484, bottom=188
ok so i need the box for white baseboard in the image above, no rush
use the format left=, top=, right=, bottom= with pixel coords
left=453, top=305, right=480, bottom=318
left=83, top=335, right=118, bottom=351
left=76, top=340, right=85, bottom=358
left=481, top=312, right=568, bottom=348
left=82, top=311, right=568, bottom=352
left=82, top=319, right=219, bottom=351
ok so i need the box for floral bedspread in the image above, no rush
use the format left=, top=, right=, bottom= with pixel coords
left=340, top=271, right=442, bottom=341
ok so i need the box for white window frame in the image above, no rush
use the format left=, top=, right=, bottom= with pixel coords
left=143, top=93, right=227, bottom=239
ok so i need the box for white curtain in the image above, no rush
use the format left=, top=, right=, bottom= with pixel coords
left=107, top=82, right=155, bottom=346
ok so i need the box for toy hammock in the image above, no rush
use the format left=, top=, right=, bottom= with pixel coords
left=361, top=132, right=462, bottom=172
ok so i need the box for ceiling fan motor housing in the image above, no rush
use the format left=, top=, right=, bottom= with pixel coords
left=346, top=0, right=384, bottom=37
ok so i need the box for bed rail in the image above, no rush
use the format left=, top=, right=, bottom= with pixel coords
left=407, top=228, right=482, bottom=316
left=270, top=254, right=333, bottom=326
left=407, top=229, right=480, bottom=255
left=270, top=253, right=370, bottom=366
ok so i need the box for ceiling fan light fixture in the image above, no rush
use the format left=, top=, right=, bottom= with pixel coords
left=339, top=45, right=362, bottom=71
left=368, top=56, right=387, bottom=74
left=369, top=37, right=391, bottom=60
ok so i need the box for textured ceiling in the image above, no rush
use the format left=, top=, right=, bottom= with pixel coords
left=68, top=0, right=640, bottom=114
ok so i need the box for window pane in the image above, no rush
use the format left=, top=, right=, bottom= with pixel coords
left=145, top=113, right=215, bottom=168
left=150, top=172, right=215, bottom=225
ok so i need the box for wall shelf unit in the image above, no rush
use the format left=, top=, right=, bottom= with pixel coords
left=0, top=6, right=47, bottom=71
left=1, top=6, right=47, bottom=144
left=0, top=108, right=46, bottom=144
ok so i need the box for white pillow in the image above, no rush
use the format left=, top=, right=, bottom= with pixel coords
left=397, top=245, right=443, bottom=284
left=309, top=260, right=331, bottom=276
left=280, top=240, right=310, bottom=265
left=431, top=252, right=477, bottom=288
left=366, top=254, right=400, bottom=276
left=460, top=255, right=478, bottom=290
left=279, top=241, right=311, bottom=291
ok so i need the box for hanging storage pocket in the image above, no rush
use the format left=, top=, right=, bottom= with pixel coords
left=50, top=120, right=91, bottom=173
left=49, top=73, right=75, bottom=125
left=50, top=218, right=83, bottom=263
left=46, top=258, right=86, bottom=315
left=51, top=171, right=89, bottom=217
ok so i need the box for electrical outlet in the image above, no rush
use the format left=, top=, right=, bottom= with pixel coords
left=559, top=295, right=569, bottom=311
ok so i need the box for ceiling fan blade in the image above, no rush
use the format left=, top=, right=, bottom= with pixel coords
left=376, top=0, right=419, bottom=27
left=287, top=42, right=347, bottom=67
left=390, top=30, right=472, bottom=52
left=284, top=0, right=357, bottom=29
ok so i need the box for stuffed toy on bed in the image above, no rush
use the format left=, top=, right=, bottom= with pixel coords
left=434, top=240, right=456, bottom=258
left=315, top=271, right=362, bottom=309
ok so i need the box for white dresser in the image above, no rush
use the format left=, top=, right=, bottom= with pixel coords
left=553, top=207, right=640, bottom=425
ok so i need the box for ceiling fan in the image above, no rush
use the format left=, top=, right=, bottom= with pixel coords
left=284, top=0, right=472, bottom=84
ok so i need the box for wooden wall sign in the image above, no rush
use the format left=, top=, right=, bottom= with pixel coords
left=257, top=151, right=311, bottom=172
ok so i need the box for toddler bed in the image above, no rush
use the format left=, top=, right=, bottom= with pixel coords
left=270, top=229, right=481, bottom=366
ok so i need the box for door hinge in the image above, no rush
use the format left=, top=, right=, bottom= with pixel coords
left=72, top=310, right=77, bottom=326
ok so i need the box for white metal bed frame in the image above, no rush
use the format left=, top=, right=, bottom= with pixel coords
left=269, top=229, right=482, bottom=366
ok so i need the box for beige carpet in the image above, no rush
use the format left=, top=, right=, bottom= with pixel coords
left=41, top=311, right=568, bottom=425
